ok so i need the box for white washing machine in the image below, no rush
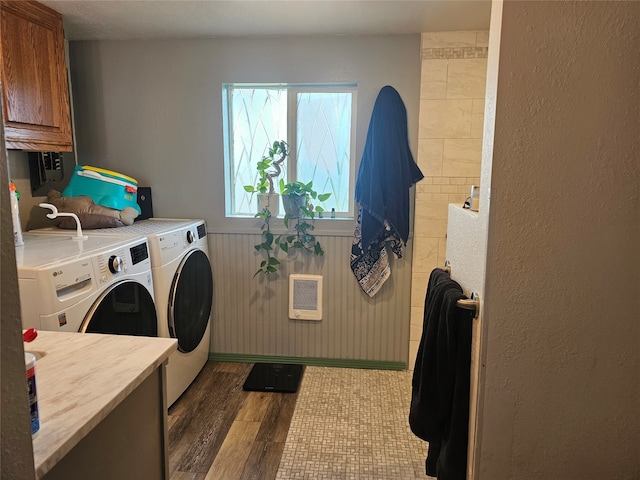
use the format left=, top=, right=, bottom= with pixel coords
left=32, top=219, right=213, bottom=406
left=17, top=232, right=157, bottom=336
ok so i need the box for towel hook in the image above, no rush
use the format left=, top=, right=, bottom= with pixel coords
left=442, top=262, right=479, bottom=319
left=457, top=292, right=480, bottom=319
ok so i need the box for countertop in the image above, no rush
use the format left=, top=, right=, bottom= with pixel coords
left=25, top=331, right=177, bottom=479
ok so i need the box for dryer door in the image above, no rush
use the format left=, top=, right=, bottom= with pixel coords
left=80, top=280, right=158, bottom=336
left=168, top=249, right=213, bottom=353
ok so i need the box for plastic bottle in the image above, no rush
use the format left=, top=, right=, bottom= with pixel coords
left=24, top=328, right=39, bottom=436
left=9, top=182, right=24, bottom=246
left=470, top=185, right=479, bottom=212
left=25, top=353, right=40, bottom=436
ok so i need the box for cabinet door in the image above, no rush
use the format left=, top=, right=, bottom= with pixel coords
left=1, top=0, right=72, bottom=151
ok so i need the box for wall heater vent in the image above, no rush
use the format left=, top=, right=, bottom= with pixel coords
left=289, top=274, right=322, bottom=321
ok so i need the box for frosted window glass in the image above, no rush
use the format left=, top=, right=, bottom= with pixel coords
left=224, top=84, right=355, bottom=218
left=296, top=92, right=351, bottom=214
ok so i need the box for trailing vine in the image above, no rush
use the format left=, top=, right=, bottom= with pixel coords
left=245, top=141, right=332, bottom=277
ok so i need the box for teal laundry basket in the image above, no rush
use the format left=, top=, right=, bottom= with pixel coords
left=63, top=165, right=141, bottom=214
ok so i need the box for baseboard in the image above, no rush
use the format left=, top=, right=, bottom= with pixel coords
left=208, top=353, right=406, bottom=371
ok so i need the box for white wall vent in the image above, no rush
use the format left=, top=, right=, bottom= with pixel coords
left=289, top=274, right=322, bottom=321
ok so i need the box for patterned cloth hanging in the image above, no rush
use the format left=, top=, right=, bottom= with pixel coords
left=350, top=85, right=423, bottom=297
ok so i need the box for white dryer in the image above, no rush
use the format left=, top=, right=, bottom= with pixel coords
left=17, top=232, right=157, bottom=336
left=32, top=219, right=213, bottom=406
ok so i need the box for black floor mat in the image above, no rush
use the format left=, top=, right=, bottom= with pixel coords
left=242, top=363, right=304, bottom=393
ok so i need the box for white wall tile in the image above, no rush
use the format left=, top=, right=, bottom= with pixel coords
left=471, top=99, right=486, bottom=138
left=476, top=31, right=490, bottom=48
left=432, top=177, right=450, bottom=184
left=443, top=139, right=483, bottom=177
left=414, top=199, right=448, bottom=238
left=471, top=115, right=485, bottom=139
left=416, top=185, right=434, bottom=195
left=411, top=271, right=430, bottom=307
left=412, top=31, right=488, bottom=366
left=472, top=99, right=486, bottom=115
left=414, top=215, right=447, bottom=240
left=447, top=59, right=488, bottom=99
left=410, top=306, right=424, bottom=341
left=412, top=236, right=439, bottom=273
left=417, top=139, right=444, bottom=176
left=422, top=31, right=478, bottom=48
left=421, top=81, right=447, bottom=99
left=419, top=99, right=473, bottom=138
left=421, top=59, right=448, bottom=82
left=438, top=237, right=448, bottom=268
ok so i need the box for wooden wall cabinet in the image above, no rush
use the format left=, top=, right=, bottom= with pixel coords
left=1, top=0, right=73, bottom=151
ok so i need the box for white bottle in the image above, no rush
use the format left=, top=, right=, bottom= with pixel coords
left=25, top=352, right=40, bottom=436
left=470, top=185, right=480, bottom=212
left=9, top=182, right=24, bottom=246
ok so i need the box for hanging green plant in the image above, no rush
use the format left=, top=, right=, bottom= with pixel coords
left=248, top=152, right=332, bottom=276
left=276, top=180, right=331, bottom=256
left=243, top=141, right=288, bottom=217
left=243, top=140, right=288, bottom=196
left=252, top=207, right=281, bottom=277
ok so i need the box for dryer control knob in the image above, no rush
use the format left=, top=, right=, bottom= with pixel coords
left=186, top=230, right=195, bottom=244
left=108, top=255, right=123, bottom=274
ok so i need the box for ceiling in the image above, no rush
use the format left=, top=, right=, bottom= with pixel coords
left=39, top=0, right=492, bottom=41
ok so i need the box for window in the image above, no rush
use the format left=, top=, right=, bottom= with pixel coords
left=223, top=83, right=356, bottom=218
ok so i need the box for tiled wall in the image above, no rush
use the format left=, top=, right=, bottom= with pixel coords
left=409, top=31, right=488, bottom=369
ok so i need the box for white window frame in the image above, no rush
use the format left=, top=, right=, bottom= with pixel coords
left=222, top=83, right=357, bottom=220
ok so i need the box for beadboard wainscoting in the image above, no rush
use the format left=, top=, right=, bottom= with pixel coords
left=208, top=233, right=414, bottom=368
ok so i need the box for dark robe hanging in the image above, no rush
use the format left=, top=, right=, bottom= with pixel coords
left=409, top=268, right=474, bottom=480
left=350, top=85, right=423, bottom=297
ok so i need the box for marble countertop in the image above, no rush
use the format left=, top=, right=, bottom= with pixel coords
left=25, top=331, right=177, bottom=479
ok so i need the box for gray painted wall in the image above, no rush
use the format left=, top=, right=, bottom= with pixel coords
left=69, top=35, right=421, bottom=364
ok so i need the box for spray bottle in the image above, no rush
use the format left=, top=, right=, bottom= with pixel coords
left=9, top=181, right=24, bottom=246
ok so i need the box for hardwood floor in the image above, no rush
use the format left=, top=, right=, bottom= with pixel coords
left=168, top=362, right=300, bottom=480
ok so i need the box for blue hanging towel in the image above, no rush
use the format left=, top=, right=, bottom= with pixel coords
left=351, top=85, right=423, bottom=297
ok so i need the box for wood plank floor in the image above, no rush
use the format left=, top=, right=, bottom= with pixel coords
left=168, top=362, right=300, bottom=480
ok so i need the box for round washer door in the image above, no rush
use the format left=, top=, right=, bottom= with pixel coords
left=168, top=249, right=213, bottom=353
left=81, top=280, right=158, bottom=336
